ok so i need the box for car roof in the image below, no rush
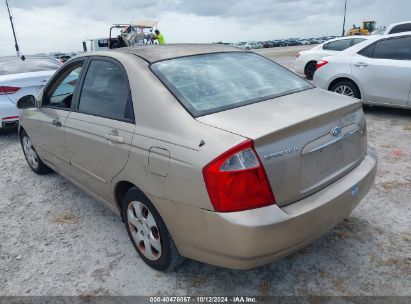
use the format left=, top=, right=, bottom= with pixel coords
left=324, top=35, right=369, bottom=42
left=113, top=43, right=244, bottom=63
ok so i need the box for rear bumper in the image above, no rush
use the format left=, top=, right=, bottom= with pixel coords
left=294, top=59, right=306, bottom=74
left=151, top=148, right=377, bottom=269
left=0, top=100, right=20, bottom=129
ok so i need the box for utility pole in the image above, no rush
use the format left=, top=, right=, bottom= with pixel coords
left=342, top=0, right=348, bottom=37
left=5, top=0, right=23, bottom=58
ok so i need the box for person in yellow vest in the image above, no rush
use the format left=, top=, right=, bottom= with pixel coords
left=152, top=29, right=165, bottom=45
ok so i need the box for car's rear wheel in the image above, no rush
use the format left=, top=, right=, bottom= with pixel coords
left=304, top=61, right=317, bottom=80
left=122, top=187, right=184, bottom=271
left=330, top=80, right=361, bottom=99
left=20, top=130, right=51, bottom=174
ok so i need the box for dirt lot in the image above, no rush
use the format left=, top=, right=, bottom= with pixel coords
left=1, top=45, right=410, bottom=296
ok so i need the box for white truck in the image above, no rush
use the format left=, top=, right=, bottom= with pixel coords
left=82, top=20, right=159, bottom=52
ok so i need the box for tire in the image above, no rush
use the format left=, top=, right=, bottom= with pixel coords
left=122, top=187, right=184, bottom=272
left=20, top=130, right=51, bottom=174
left=330, top=80, right=361, bottom=99
left=304, top=61, right=317, bottom=80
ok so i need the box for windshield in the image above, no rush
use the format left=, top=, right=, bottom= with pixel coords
left=151, top=52, right=313, bottom=117
left=0, top=57, right=61, bottom=76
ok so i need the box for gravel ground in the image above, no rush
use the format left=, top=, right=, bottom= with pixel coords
left=1, top=45, right=410, bottom=296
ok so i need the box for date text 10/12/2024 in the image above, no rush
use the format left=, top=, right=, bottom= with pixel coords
left=149, top=296, right=257, bottom=303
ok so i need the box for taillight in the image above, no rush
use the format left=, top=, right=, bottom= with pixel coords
left=316, top=60, right=329, bottom=70
left=0, top=86, right=21, bottom=95
left=202, top=139, right=275, bottom=212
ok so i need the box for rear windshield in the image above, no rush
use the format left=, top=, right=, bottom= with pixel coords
left=151, top=52, right=313, bottom=117
left=0, top=57, right=61, bottom=76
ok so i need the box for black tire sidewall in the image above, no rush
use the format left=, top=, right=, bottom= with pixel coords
left=305, top=62, right=316, bottom=79
left=122, top=188, right=176, bottom=271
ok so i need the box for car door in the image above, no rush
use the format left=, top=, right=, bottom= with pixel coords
left=64, top=57, right=135, bottom=202
left=351, top=35, right=411, bottom=106
left=24, top=60, right=86, bottom=172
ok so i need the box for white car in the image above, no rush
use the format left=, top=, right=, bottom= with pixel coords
left=314, top=32, right=411, bottom=109
left=237, top=42, right=262, bottom=50
left=0, top=56, right=61, bottom=130
left=372, top=21, right=411, bottom=35
left=295, top=36, right=370, bottom=79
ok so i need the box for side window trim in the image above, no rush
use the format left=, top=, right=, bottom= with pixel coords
left=41, top=58, right=89, bottom=110
left=71, top=58, right=91, bottom=111
left=72, top=56, right=135, bottom=124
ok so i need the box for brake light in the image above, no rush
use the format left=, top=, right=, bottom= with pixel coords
left=2, top=116, right=19, bottom=121
left=316, top=60, right=329, bottom=70
left=0, top=86, right=21, bottom=95
left=202, top=139, right=275, bottom=212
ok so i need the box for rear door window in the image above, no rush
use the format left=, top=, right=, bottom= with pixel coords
left=77, top=59, right=134, bottom=122
left=323, top=39, right=352, bottom=51
left=359, top=36, right=411, bottom=60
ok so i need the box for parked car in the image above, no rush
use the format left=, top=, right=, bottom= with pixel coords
left=314, top=32, right=411, bottom=109
left=272, top=40, right=287, bottom=47
left=285, top=40, right=302, bottom=46
left=243, top=42, right=262, bottom=50
left=372, top=21, right=411, bottom=35
left=0, top=56, right=61, bottom=131
left=309, top=38, right=322, bottom=45
left=237, top=42, right=263, bottom=50
left=295, top=36, right=370, bottom=79
left=17, top=44, right=377, bottom=271
left=262, top=41, right=273, bottom=48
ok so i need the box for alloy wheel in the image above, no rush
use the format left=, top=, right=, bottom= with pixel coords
left=127, top=201, right=162, bottom=261
left=22, top=136, right=39, bottom=170
left=334, top=85, right=354, bottom=97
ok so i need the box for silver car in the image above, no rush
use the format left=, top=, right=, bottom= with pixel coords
left=314, top=32, right=411, bottom=109
left=17, top=44, right=377, bottom=271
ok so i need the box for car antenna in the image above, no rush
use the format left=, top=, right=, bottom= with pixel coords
left=5, top=0, right=25, bottom=61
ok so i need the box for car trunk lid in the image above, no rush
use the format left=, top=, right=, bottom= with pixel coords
left=0, top=70, right=55, bottom=104
left=197, top=88, right=367, bottom=207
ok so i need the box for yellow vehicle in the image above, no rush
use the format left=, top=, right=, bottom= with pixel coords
left=347, top=21, right=376, bottom=36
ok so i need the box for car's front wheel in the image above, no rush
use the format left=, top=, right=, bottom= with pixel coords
left=330, top=80, right=361, bottom=99
left=122, top=187, right=184, bottom=271
left=20, top=130, right=51, bottom=174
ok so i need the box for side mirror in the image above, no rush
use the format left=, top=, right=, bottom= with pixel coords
left=17, top=95, right=36, bottom=109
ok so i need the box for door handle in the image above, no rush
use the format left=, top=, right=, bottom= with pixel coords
left=354, top=62, right=368, bottom=67
left=104, top=134, right=124, bottom=144
left=51, top=119, right=62, bottom=127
